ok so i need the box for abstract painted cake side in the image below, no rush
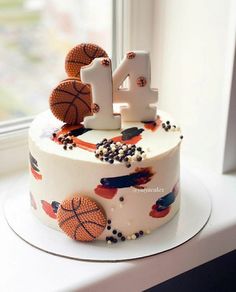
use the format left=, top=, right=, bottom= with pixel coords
left=29, top=110, right=182, bottom=244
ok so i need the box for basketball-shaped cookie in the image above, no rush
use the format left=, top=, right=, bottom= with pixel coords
left=65, top=43, right=108, bottom=77
left=49, top=79, right=92, bottom=125
left=57, top=195, right=107, bottom=242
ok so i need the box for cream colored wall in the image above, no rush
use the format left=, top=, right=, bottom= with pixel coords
left=121, top=0, right=236, bottom=172
left=150, top=0, right=236, bottom=171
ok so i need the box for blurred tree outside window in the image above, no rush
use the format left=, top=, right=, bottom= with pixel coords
left=0, top=0, right=112, bottom=122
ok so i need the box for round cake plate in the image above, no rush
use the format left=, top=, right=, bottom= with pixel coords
left=4, top=169, right=211, bottom=262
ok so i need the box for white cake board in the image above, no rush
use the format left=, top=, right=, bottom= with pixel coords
left=4, top=169, right=211, bottom=262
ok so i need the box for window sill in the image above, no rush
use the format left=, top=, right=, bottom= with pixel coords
left=0, top=158, right=236, bottom=291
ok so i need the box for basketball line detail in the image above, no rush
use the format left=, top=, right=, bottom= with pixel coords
left=54, top=88, right=90, bottom=96
left=59, top=208, right=101, bottom=228
left=60, top=198, right=81, bottom=212
left=66, top=60, right=88, bottom=66
left=72, top=198, right=96, bottom=240
left=72, top=81, right=91, bottom=112
left=63, top=97, right=78, bottom=124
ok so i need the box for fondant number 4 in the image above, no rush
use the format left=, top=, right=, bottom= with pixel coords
left=113, top=51, right=158, bottom=122
left=81, top=51, right=158, bottom=130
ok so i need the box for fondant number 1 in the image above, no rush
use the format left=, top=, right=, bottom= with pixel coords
left=81, top=58, right=121, bottom=130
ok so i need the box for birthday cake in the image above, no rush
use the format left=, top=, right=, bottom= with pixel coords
left=29, top=43, right=183, bottom=244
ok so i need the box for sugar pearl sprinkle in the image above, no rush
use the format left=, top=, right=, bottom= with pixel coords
left=106, top=219, right=126, bottom=244
left=162, top=120, right=173, bottom=132
left=105, top=219, right=145, bottom=244
left=95, top=138, right=146, bottom=167
left=54, top=133, right=76, bottom=150
left=162, top=121, right=183, bottom=139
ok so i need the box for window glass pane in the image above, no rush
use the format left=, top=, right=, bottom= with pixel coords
left=0, top=0, right=112, bottom=122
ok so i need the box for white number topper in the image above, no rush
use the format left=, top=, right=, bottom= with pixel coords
left=113, top=51, right=158, bottom=122
left=81, top=58, right=121, bottom=130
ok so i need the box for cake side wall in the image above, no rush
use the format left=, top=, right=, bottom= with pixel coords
left=29, top=136, right=180, bottom=240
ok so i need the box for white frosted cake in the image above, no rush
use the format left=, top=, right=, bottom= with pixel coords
left=28, top=43, right=183, bottom=244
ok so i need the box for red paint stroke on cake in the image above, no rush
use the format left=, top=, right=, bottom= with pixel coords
left=94, top=185, right=118, bottom=199
left=143, top=117, right=162, bottom=132
left=31, top=167, right=42, bottom=180
left=41, top=200, right=57, bottom=219
left=149, top=206, right=170, bottom=218
left=95, top=167, right=154, bottom=199
left=30, top=192, right=37, bottom=210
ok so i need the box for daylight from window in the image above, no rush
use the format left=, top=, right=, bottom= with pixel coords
left=0, top=0, right=112, bottom=121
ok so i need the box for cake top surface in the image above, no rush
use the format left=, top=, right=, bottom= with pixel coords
left=29, top=110, right=182, bottom=163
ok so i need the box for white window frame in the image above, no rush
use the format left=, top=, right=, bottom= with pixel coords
left=0, top=0, right=235, bottom=175
left=222, top=49, right=236, bottom=173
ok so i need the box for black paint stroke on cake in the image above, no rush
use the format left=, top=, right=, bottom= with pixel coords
left=121, top=127, right=144, bottom=141
left=68, top=127, right=92, bottom=137
left=29, top=152, right=42, bottom=180
left=149, top=180, right=179, bottom=218
left=95, top=167, right=154, bottom=199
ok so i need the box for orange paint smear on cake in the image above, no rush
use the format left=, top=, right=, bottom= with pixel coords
left=53, top=124, right=83, bottom=139
left=144, top=118, right=162, bottom=132
left=53, top=124, right=142, bottom=152
left=53, top=126, right=96, bottom=152
left=31, top=167, right=42, bottom=180
left=72, top=137, right=96, bottom=151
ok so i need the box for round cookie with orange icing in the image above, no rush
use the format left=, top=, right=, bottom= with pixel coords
left=65, top=43, right=108, bottom=78
left=57, top=195, right=107, bottom=242
left=49, top=78, right=92, bottom=125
